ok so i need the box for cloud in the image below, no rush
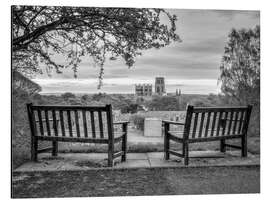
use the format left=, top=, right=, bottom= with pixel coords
left=211, top=10, right=260, bottom=21
left=169, top=36, right=226, bottom=55
left=33, top=9, right=259, bottom=94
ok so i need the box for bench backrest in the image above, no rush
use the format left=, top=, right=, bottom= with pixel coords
left=26, top=103, right=114, bottom=139
left=183, top=105, right=252, bottom=139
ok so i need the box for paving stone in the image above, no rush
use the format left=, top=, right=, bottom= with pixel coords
left=147, top=152, right=164, bottom=159
left=14, top=151, right=260, bottom=172
left=115, top=159, right=150, bottom=168
left=149, top=159, right=182, bottom=167
left=148, top=150, right=254, bottom=158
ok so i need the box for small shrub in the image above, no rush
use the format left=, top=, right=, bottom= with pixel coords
left=67, top=98, right=82, bottom=105
left=61, top=92, right=76, bottom=100
left=130, top=114, right=145, bottom=131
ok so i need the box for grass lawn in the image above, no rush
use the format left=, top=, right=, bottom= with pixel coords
left=12, top=165, right=259, bottom=198
left=57, top=136, right=260, bottom=154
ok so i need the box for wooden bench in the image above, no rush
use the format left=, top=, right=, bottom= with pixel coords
left=26, top=103, right=129, bottom=167
left=163, top=105, right=252, bottom=165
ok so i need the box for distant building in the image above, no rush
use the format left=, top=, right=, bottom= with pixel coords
left=176, top=89, right=181, bottom=96
left=176, top=88, right=181, bottom=110
left=135, top=84, right=152, bottom=97
left=155, top=77, right=166, bottom=95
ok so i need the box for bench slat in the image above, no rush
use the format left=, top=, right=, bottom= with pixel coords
left=82, top=110, right=88, bottom=138
left=74, top=110, right=80, bottom=137
left=67, top=110, right=73, bottom=137
left=98, top=111, right=104, bottom=138
left=52, top=110, right=58, bottom=137
left=37, top=109, right=44, bottom=136
left=204, top=112, right=211, bottom=137
left=169, top=129, right=238, bottom=139
left=238, top=110, right=245, bottom=134
left=193, top=106, right=249, bottom=113
left=210, top=112, right=217, bottom=137
left=198, top=112, right=205, bottom=138
left=227, top=111, right=234, bottom=135
left=90, top=111, right=96, bottom=138
left=188, top=135, right=242, bottom=143
left=32, top=105, right=107, bottom=111
left=59, top=110, right=65, bottom=137
left=36, top=135, right=109, bottom=144
left=216, top=112, right=223, bottom=137
left=44, top=110, right=51, bottom=136
left=232, top=111, right=239, bottom=135
left=192, top=113, right=199, bottom=138
left=222, top=112, right=228, bottom=135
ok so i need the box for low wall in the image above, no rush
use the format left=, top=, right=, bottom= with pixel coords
left=144, top=118, right=162, bottom=137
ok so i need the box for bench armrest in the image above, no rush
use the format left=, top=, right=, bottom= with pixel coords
left=162, top=120, right=185, bottom=125
left=113, top=121, right=130, bottom=125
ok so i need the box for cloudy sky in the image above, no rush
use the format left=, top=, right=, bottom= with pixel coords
left=33, top=9, right=260, bottom=95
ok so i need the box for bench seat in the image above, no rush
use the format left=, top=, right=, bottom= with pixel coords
left=36, top=131, right=126, bottom=143
left=168, top=130, right=243, bottom=143
left=168, top=130, right=242, bottom=141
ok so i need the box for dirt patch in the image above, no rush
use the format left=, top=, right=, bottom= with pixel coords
left=41, top=156, right=65, bottom=161
left=74, top=160, right=106, bottom=168
left=74, top=159, right=122, bottom=168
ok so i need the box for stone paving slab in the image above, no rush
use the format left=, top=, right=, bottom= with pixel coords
left=147, top=151, right=256, bottom=159
left=14, top=151, right=259, bottom=172
left=146, top=151, right=258, bottom=167
left=115, top=160, right=151, bottom=168
left=149, top=159, right=181, bottom=167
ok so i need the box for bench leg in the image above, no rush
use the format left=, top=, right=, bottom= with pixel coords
left=108, top=141, right=114, bottom=167
left=164, top=123, right=170, bottom=160
left=108, top=151, right=113, bottom=167
left=182, top=141, right=185, bottom=157
left=241, top=135, right=248, bottom=157
left=183, top=142, right=189, bottom=166
left=31, top=137, right=38, bottom=162
left=164, top=132, right=170, bottom=160
left=52, top=141, right=58, bottom=156
left=220, top=139, right=226, bottom=152
left=121, top=133, right=127, bottom=162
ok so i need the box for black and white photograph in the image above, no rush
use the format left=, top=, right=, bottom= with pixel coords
left=8, top=0, right=264, bottom=199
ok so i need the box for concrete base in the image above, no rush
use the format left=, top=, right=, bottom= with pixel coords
left=14, top=151, right=259, bottom=172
